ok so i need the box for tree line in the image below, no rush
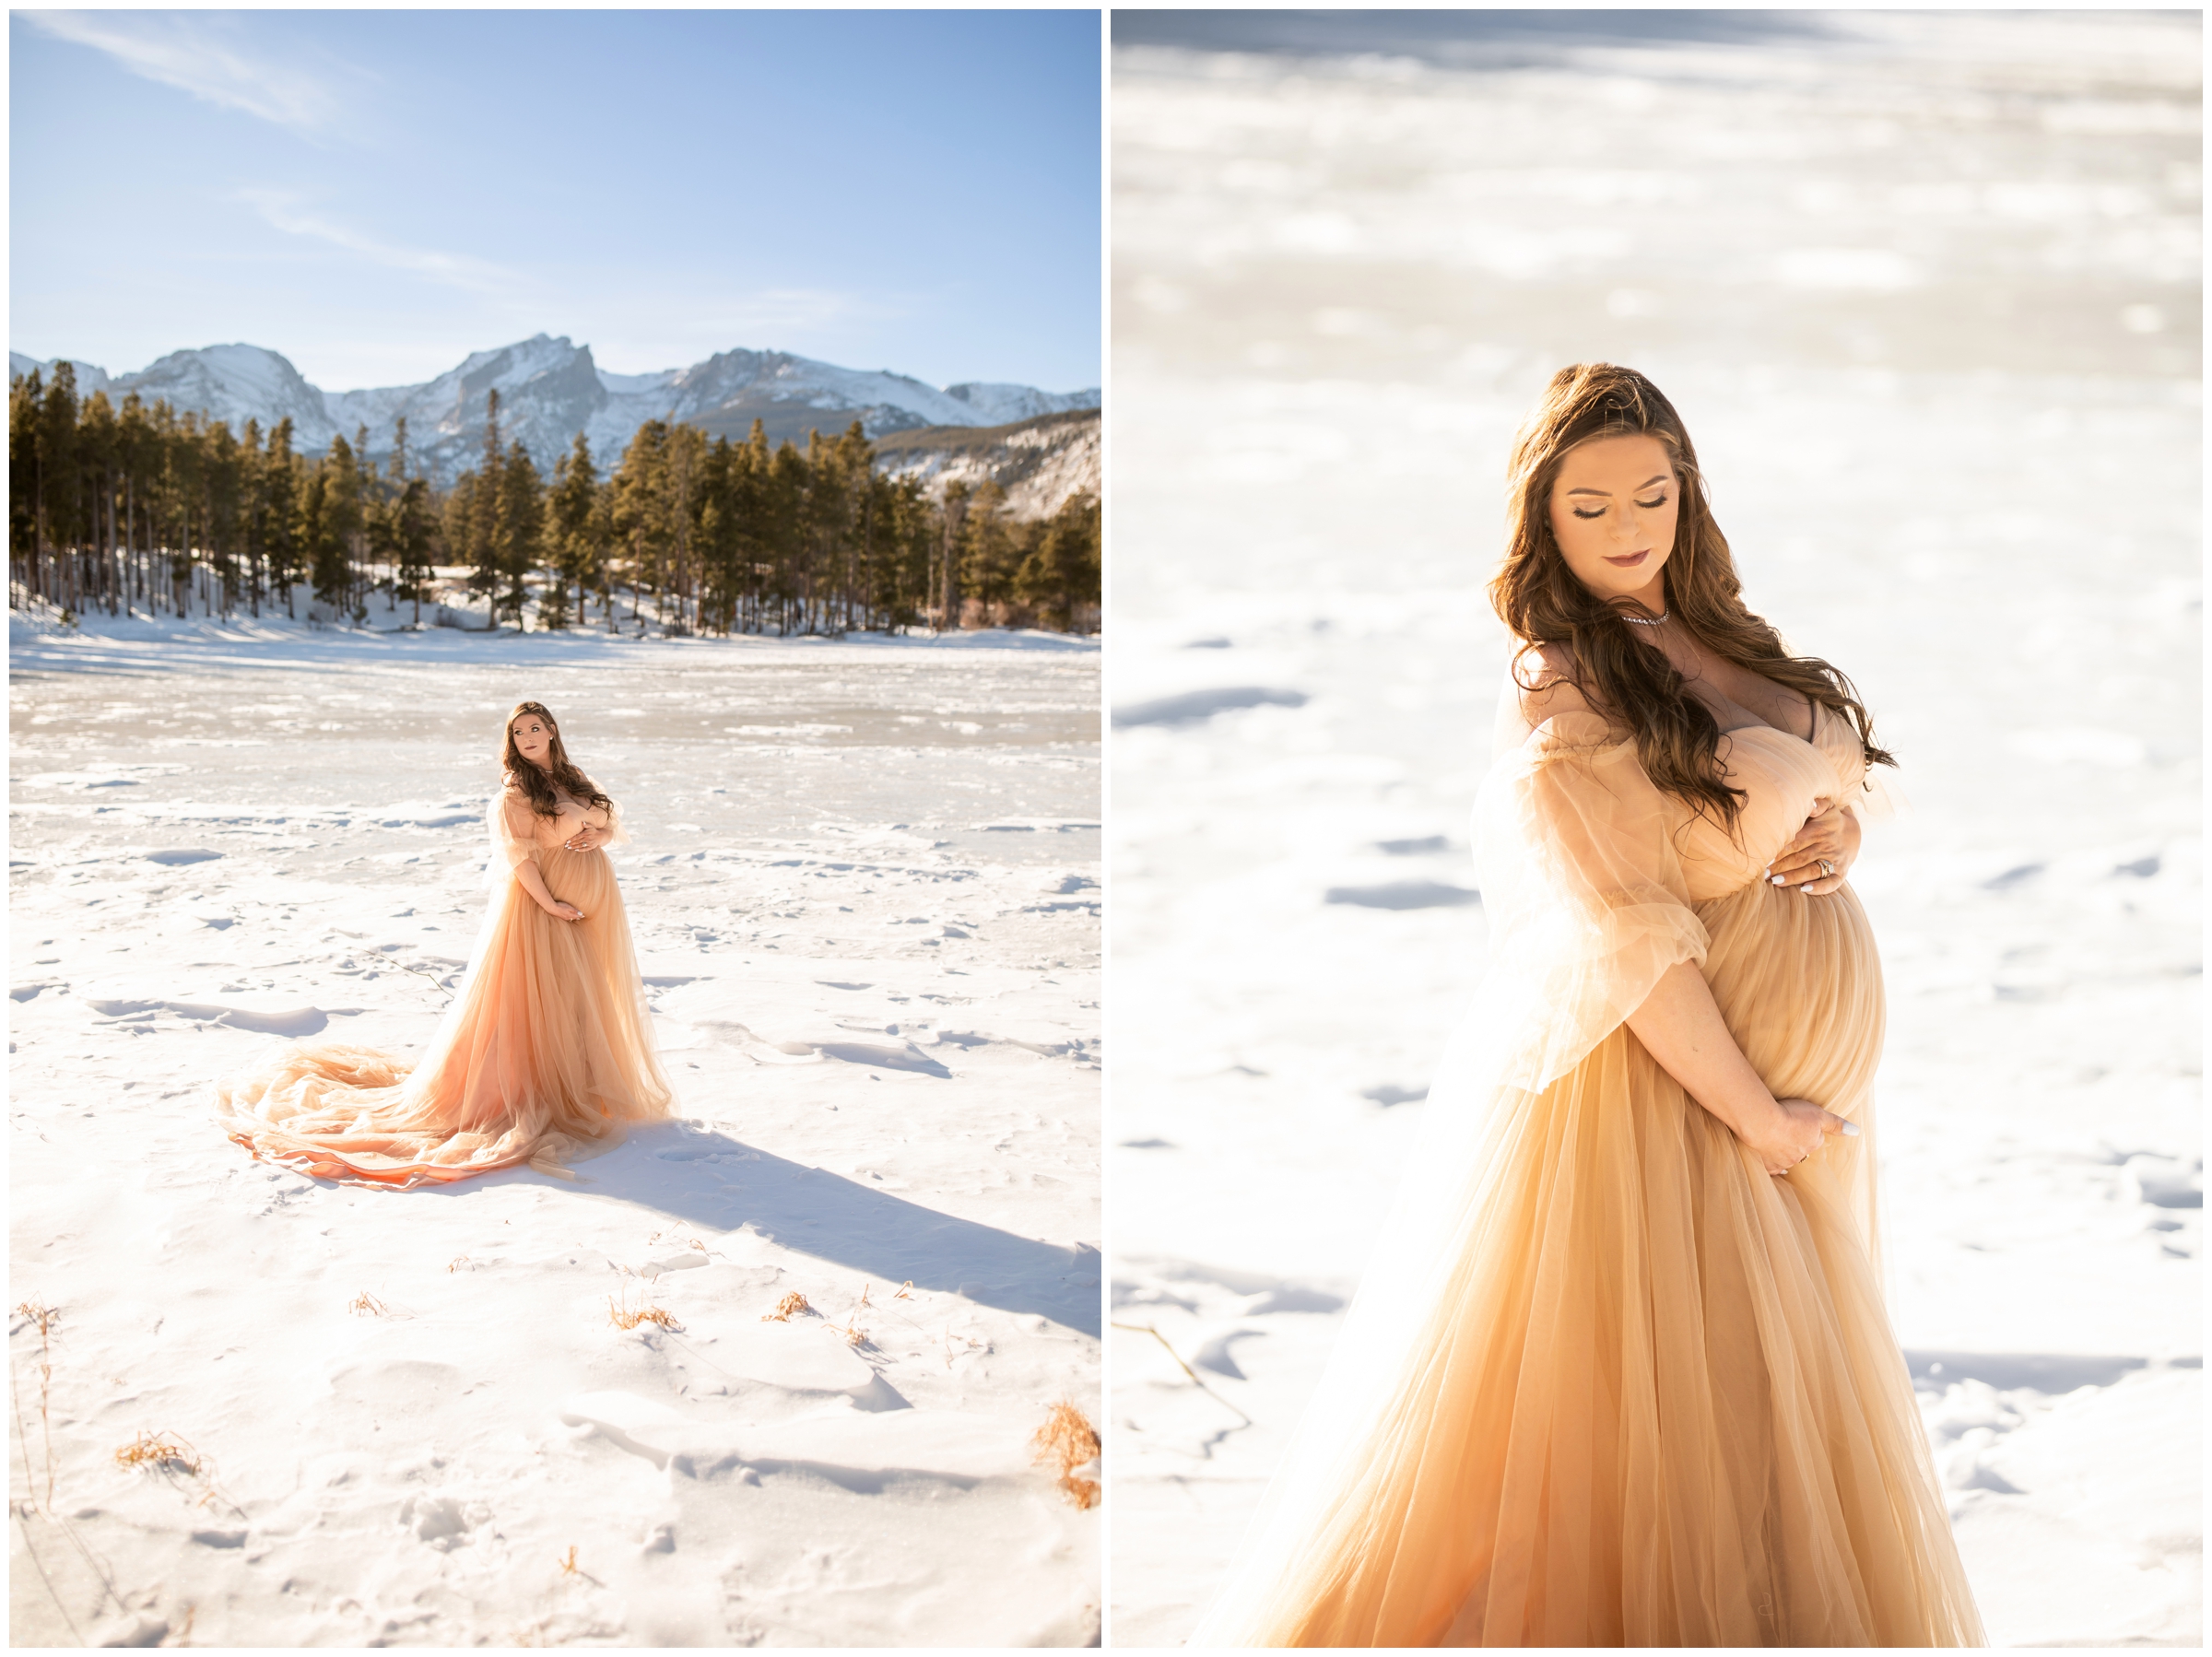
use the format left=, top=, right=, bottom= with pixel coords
left=7, top=366, right=1100, bottom=635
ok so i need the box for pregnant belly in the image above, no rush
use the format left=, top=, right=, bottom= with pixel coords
left=538, top=845, right=616, bottom=913
left=1694, top=879, right=1886, bottom=1118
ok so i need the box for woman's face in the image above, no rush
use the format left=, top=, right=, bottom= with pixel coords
left=1546, top=432, right=1679, bottom=611
left=511, top=713, right=556, bottom=769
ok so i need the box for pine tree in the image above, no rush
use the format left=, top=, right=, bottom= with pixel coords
left=319, top=434, right=364, bottom=617
left=469, top=390, right=503, bottom=612
left=937, top=478, right=970, bottom=631
left=263, top=418, right=300, bottom=617
left=494, top=439, right=542, bottom=629
left=299, top=466, right=335, bottom=615
left=959, top=479, right=1018, bottom=622
left=394, top=477, right=435, bottom=624
left=1015, top=489, right=1100, bottom=632
left=9, top=370, right=44, bottom=600
left=38, top=364, right=82, bottom=614
left=443, top=469, right=478, bottom=606
left=79, top=390, right=122, bottom=617
left=547, top=431, right=600, bottom=630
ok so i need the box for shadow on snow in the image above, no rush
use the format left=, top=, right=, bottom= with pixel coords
left=415, top=1122, right=1101, bottom=1339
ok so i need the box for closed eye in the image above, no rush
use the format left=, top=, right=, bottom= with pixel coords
left=1573, top=495, right=1667, bottom=520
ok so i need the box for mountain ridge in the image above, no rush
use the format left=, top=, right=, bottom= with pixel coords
left=8, top=335, right=1100, bottom=485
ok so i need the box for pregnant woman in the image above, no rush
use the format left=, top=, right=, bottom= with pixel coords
left=218, top=701, right=674, bottom=1186
left=1194, top=366, right=1983, bottom=1645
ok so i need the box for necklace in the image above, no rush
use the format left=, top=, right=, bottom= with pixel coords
left=1620, top=609, right=1667, bottom=626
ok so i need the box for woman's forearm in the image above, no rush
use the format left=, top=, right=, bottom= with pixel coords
left=1623, top=959, right=1783, bottom=1142
left=512, top=859, right=565, bottom=913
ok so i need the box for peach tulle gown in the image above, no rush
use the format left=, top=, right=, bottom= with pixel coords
left=217, top=781, right=675, bottom=1187
left=1192, top=698, right=1984, bottom=1646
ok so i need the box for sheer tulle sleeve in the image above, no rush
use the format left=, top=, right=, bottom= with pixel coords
left=1467, top=710, right=1710, bottom=1093
left=597, top=795, right=630, bottom=849
left=491, top=787, right=541, bottom=873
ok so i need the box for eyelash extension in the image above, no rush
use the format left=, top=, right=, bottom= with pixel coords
left=1571, top=496, right=1667, bottom=520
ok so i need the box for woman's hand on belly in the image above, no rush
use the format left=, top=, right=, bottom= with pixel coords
left=1743, top=1097, right=1858, bottom=1177
left=1626, top=960, right=1862, bottom=1176
left=562, top=823, right=608, bottom=852
left=1767, top=801, right=1860, bottom=896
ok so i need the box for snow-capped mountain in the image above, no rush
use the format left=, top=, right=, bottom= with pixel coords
left=873, top=409, right=1100, bottom=520
left=8, top=336, right=1100, bottom=484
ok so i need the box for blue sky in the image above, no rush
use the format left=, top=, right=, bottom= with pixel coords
left=10, top=9, right=1101, bottom=393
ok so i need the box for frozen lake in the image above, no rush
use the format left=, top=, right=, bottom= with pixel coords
left=9, top=619, right=1102, bottom=1645
left=1108, top=10, right=2199, bottom=1647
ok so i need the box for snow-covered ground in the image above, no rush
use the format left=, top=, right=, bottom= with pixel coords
left=1109, top=12, right=2199, bottom=1648
left=8, top=610, right=1101, bottom=1645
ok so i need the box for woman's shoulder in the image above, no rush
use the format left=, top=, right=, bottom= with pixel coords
left=1493, top=641, right=1628, bottom=759
left=1503, top=643, right=1606, bottom=725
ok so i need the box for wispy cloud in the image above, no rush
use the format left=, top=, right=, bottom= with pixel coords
left=240, top=190, right=521, bottom=295
left=23, top=11, right=340, bottom=133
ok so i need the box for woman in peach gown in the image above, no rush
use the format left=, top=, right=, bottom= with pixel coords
left=1192, top=366, right=1983, bottom=1646
left=218, top=701, right=674, bottom=1186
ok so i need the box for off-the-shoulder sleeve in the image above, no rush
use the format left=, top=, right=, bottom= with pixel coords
left=490, top=787, right=542, bottom=873
left=597, top=795, right=630, bottom=849
left=1465, top=711, right=1710, bottom=1092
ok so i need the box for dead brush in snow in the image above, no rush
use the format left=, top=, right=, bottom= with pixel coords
left=112, top=1428, right=245, bottom=1519
left=761, top=1291, right=811, bottom=1322
left=1030, top=1400, right=1102, bottom=1510
left=607, top=1289, right=680, bottom=1333
left=348, top=1291, right=390, bottom=1316
left=114, top=1429, right=202, bottom=1477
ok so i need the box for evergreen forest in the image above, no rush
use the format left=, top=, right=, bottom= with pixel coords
left=7, top=367, right=1100, bottom=636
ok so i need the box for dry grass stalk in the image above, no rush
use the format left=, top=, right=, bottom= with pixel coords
left=558, top=1544, right=578, bottom=1575
left=14, top=1298, right=59, bottom=1508
left=1112, top=1320, right=1253, bottom=1427
left=761, top=1291, right=811, bottom=1323
left=394, top=958, right=455, bottom=1001
left=446, top=1256, right=471, bottom=1274
left=1030, top=1400, right=1102, bottom=1510
left=606, top=1291, right=679, bottom=1333
left=348, top=1291, right=390, bottom=1317
left=838, top=1283, right=872, bottom=1348
left=115, top=1430, right=203, bottom=1476
left=894, top=1281, right=914, bottom=1299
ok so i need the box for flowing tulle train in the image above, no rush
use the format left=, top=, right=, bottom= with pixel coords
left=218, top=799, right=674, bottom=1188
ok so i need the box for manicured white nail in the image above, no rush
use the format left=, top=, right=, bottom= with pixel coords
left=1841, top=1122, right=1861, bottom=1137
left=1771, top=875, right=1786, bottom=886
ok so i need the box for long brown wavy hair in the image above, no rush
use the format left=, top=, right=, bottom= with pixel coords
left=1490, top=363, right=1893, bottom=832
left=501, top=701, right=614, bottom=818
